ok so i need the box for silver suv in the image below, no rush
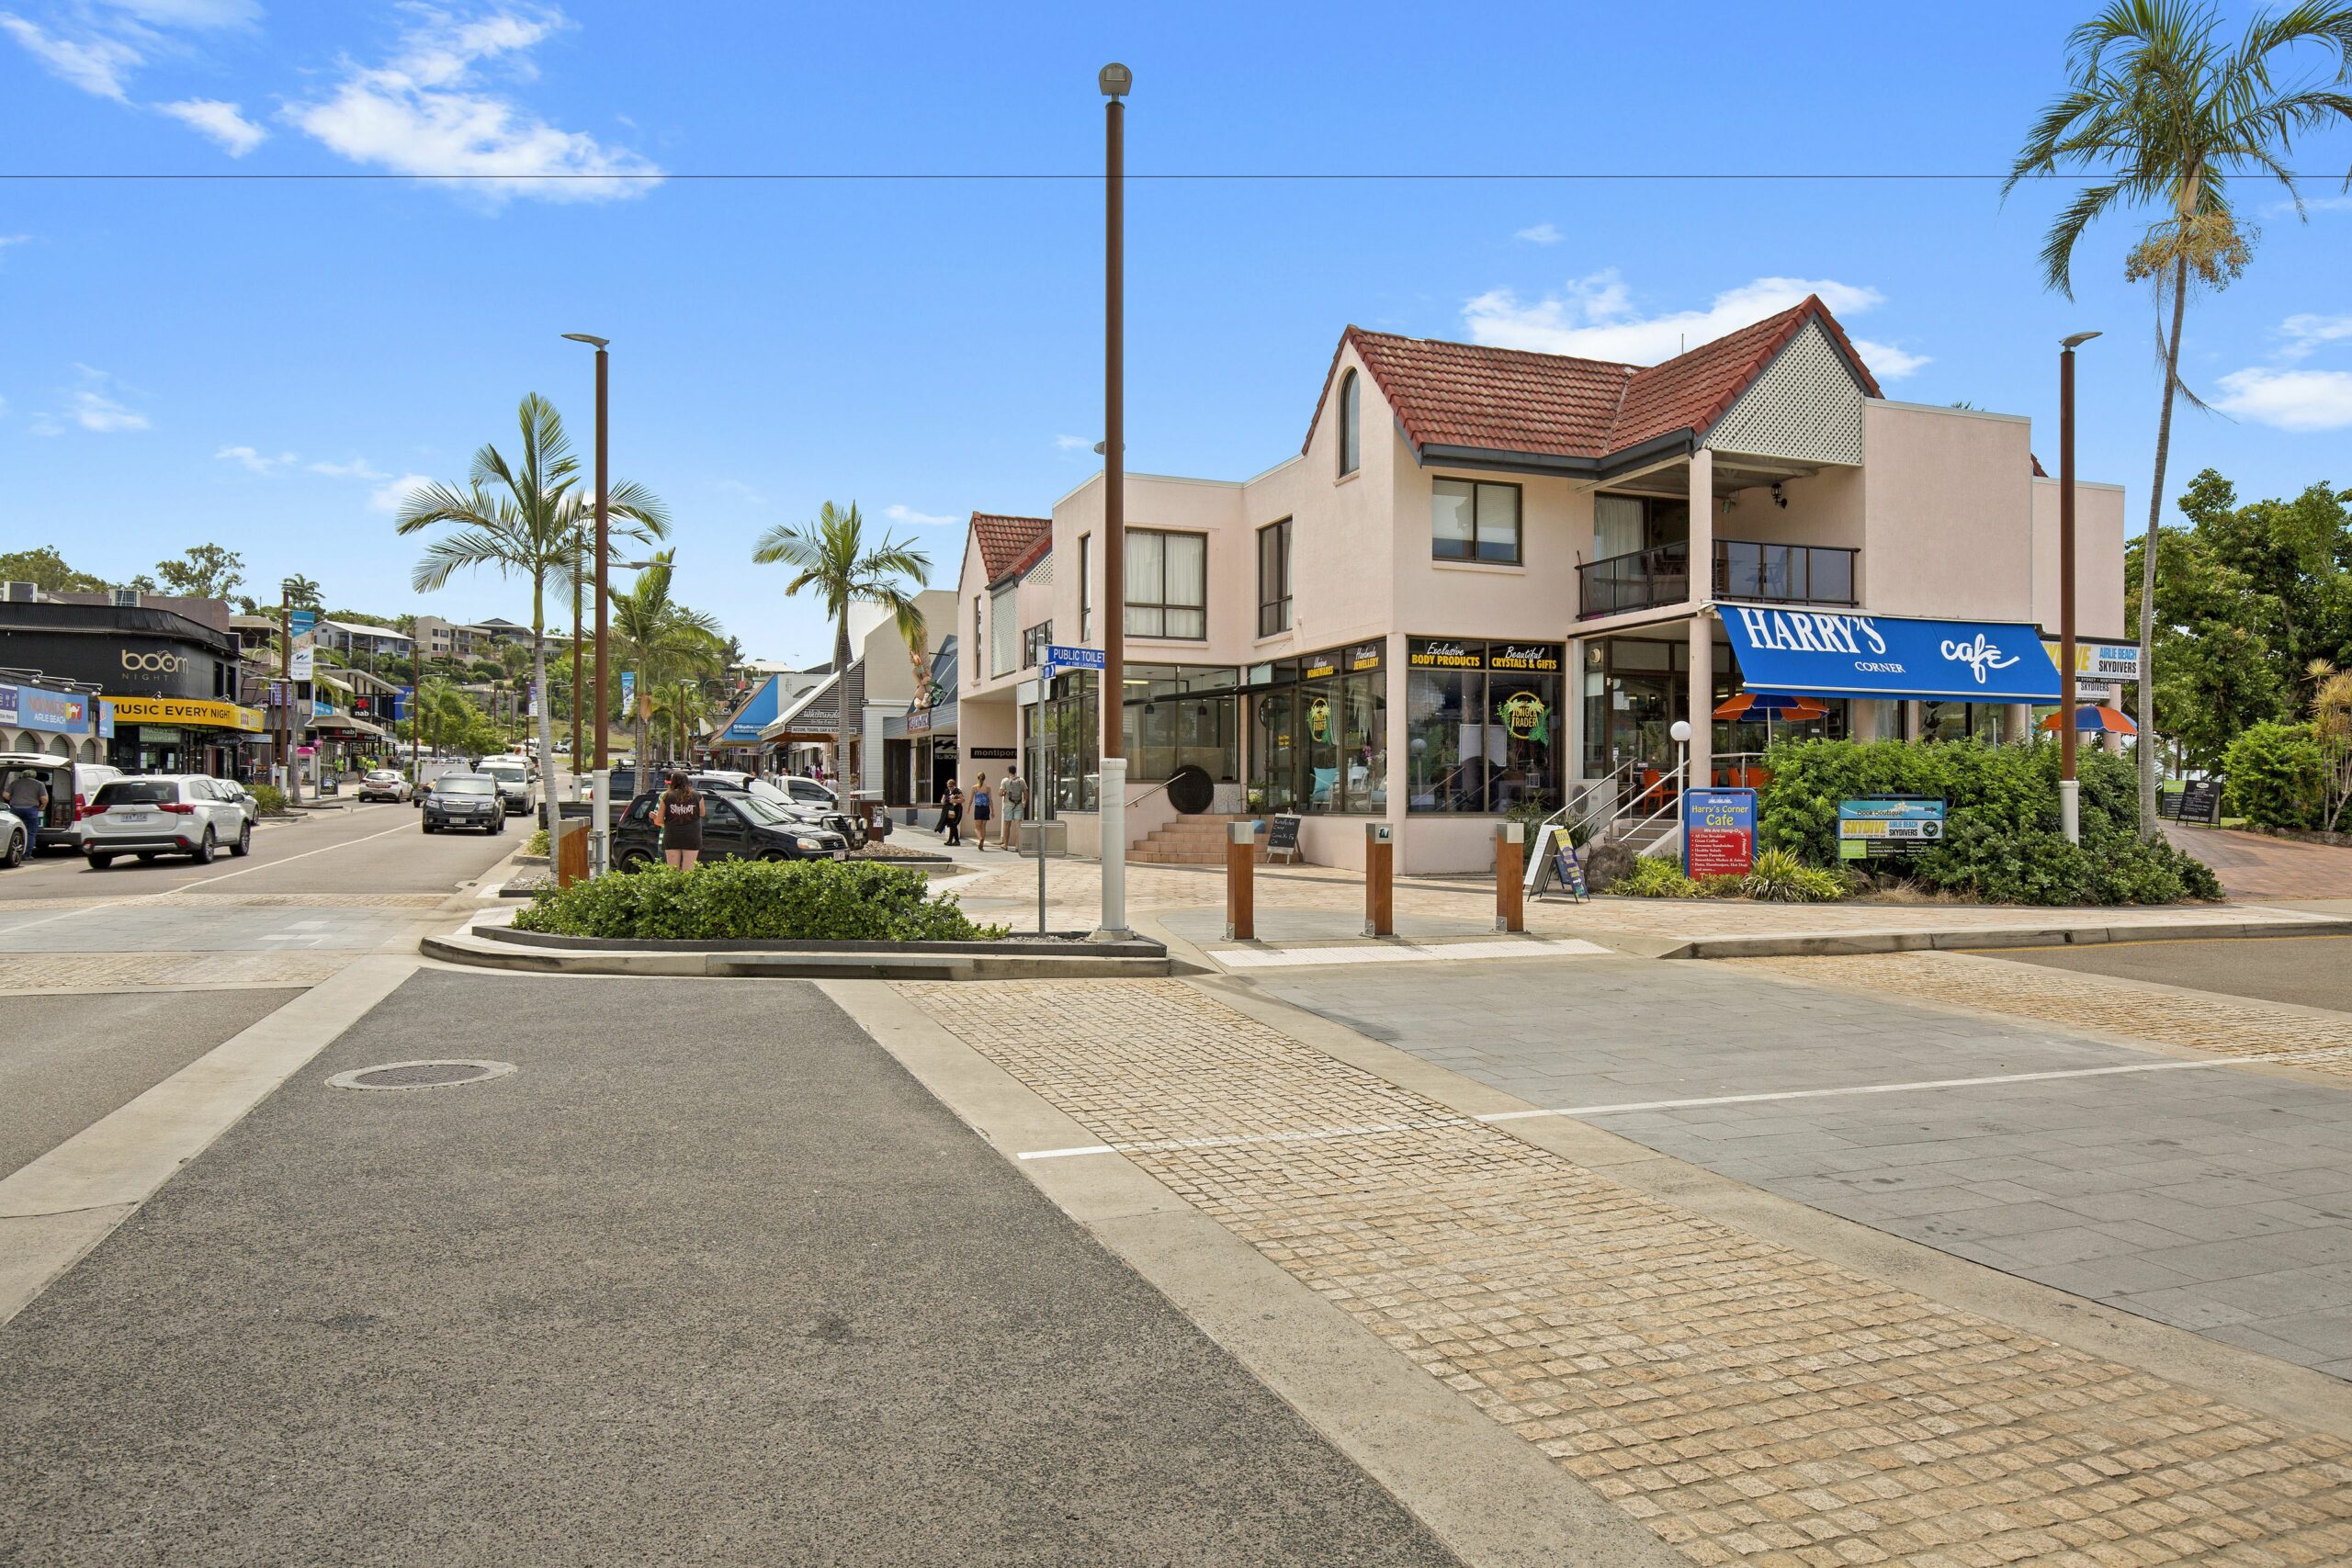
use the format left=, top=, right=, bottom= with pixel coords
left=83, top=775, right=254, bottom=867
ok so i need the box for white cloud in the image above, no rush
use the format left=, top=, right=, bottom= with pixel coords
left=0, top=12, right=141, bottom=99
left=159, top=97, right=266, bottom=154
left=2213, top=367, right=2352, bottom=432
left=884, top=503, right=957, bottom=526
left=2265, top=193, right=2352, bottom=217
left=369, top=473, right=434, bottom=513
left=71, top=389, right=148, bottom=431
left=97, top=0, right=259, bottom=26
left=2276, top=313, right=2352, bottom=363
left=1461, top=269, right=1928, bottom=380
left=307, top=457, right=388, bottom=479
left=286, top=5, right=662, bottom=206
left=712, top=478, right=765, bottom=505
left=1515, top=222, right=1563, bottom=245
left=1053, top=434, right=1091, bottom=452
left=217, top=444, right=297, bottom=473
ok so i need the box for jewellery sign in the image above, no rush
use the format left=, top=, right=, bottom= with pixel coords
left=1838, top=796, right=1946, bottom=859
left=1683, top=787, right=1757, bottom=877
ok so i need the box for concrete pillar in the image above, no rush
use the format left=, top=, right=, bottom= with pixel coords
left=1687, top=449, right=1714, bottom=607
left=1904, top=700, right=1923, bottom=741
left=1687, top=612, right=1714, bottom=788
left=2007, top=704, right=2034, bottom=745
left=1564, top=636, right=1588, bottom=789
left=1850, top=700, right=1881, bottom=742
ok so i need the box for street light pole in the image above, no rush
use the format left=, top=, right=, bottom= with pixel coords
left=563, top=332, right=612, bottom=873
left=2058, top=330, right=2100, bottom=845
left=571, top=525, right=585, bottom=796
left=1093, top=62, right=1133, bottom=942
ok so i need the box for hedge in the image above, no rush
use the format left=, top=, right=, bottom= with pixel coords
left=511, top=858, right=1008, bottom=942
left=2222, top=722, right=2325, bottom=830
left=1756, top=739, right=2222, bottom=906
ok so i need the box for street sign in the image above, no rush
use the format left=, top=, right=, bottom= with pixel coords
left=288, top=609, right=317, bottom=637
left=2043, top=639, right=2141, bottom=683
left=1838, top=796, right=1946, bottom=860
left=620, top=671, right=636, bottom=710
left=1683, top=787, right=1757, bottom=877
left=1041, top=644, right=1104, bottom=681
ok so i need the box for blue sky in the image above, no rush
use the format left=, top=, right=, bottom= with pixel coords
left=4, top=0, right=2349, bottom=664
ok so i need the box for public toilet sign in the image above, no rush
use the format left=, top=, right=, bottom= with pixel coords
left=1683, top=787, right=1757, bottom=877
left=1838, top=796, right=1946, bottom=859
left=1722, top=609, right=2061, bottom=703
left=1041, top=645, right=1105, bottom=681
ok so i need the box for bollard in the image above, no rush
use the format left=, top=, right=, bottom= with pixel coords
left=1495, top=820, right=1524, bottom=932
left=1364, top=821, right=1395, bottom=938
left=555, top=814, right=590, bottom=888
left=1225, top=820, right=1256, bottom=942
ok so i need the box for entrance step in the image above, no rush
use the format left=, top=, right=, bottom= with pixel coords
left=1131, top=812, right=1265, bottom=866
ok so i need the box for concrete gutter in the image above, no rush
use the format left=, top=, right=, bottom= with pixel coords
left=1644, top=912, right=2352, bottom=960
left=421, top=922, right=1172, bottom=980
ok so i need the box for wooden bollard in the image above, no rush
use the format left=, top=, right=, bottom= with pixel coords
left=1364, top=821, right=1395, bottom=938
left=1496, top=821, right=1524, bottom=932
left=1225, top=820, right=1256, bottom=942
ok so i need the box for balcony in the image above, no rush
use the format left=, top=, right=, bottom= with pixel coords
left=1577, top=538, right=1859, bottom=619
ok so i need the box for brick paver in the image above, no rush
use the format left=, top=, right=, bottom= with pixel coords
left=0, top=951, right=354, bottom=993
left=902, top=977, right=2352, bottom=1568
left=2164, top=824, right=2352, bottom=902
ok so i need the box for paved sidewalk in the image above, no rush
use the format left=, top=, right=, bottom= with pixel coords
left=903, top=976, right=2352, bottom=1568
left=2165, top=823, right=2352, bottom=901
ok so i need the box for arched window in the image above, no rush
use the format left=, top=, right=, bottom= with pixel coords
left=1337, top=369, right=1361, bottom=477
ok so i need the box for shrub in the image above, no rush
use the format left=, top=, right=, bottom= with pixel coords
left=1741, top=847, right=1845, bottom=903
left=1607, top=854, right=1700, bottom=898
left=511, top=858, right=1010, bottom=942
left=2222, top=722, right=2324, bottom=830
left=1690, top=873, right=1747, bottom=898
left=523, top=828, right=549, bottom=857
left=249, top=783, right=288, bottom=816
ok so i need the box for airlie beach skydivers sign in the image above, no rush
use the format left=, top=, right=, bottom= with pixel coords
left=1719, top=609, right=2062, bottom=703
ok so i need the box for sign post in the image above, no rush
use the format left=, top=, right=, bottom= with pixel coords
left=1682, top=787, right=1757, bottom=879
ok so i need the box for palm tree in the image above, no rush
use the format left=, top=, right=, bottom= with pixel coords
left=752, top=502, right=929, bottom=787
left=281, top=575, right=323, bottom=610
left=611, top=549, right=725, bottom=773
left=2008, top=0, right=2352, bottom=835
left=395, top=393, right=668, bottom=785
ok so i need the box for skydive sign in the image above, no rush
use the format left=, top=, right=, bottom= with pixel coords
left=1721, top=608, right=2062, bottom=703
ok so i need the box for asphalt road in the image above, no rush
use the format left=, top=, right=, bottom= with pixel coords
left=0, top=972, right=1455, bottom=1567
left=1977, top=933, right=2352, bottom=1014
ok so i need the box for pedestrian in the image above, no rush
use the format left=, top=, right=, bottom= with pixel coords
left=997, top=765, right=1025, bottom=850
left=941, top=779, right=964, bottom=846
left=971, top=772, right=992, bottom=852
left=659, top=771, right=704, bottom=870
left=6, top=769, right=44, bottom=849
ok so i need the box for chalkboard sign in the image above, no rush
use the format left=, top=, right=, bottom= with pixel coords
left=2157, top=787, right=2184, bottom=820
left=1265, top=813, right=1303, bottom=864
left=2177, top=779, right=2224, bottom=825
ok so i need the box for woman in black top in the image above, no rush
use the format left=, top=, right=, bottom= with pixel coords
left=659, top=773, right=704, bottom=869
left=941, top=780, right=964, bottom=847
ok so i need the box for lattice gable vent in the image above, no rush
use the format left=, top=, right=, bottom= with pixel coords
left=1703, top=319, right=1865, bottom=467
left=1024, top=551, right=1054, bottom=586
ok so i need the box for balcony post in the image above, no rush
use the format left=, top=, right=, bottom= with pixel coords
left=1686, top=452, right=1715, bottom=789
left=1687, top=449, right=1713, bottom=609
left=1564, top=636, right=1588, bottom=789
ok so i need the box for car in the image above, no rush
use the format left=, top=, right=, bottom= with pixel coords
left=0, top=753, right=125, bottom=852
left=610, top=785, right=848, bottom=872
left=357, top=768, right=412, bottom=803
left=420, top=773, right=505, bottom=835
left=0, top=807, right=26, bottom=870
left=82, top=775, right=253, bottom=867
left=477, top=760, right=535, bottom=818
left=678, top=771, right=865, bottom=850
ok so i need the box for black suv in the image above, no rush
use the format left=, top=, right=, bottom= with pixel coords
left=421, top=773, right=506, bottom=835
left=611, top=785, right=850, bottom=871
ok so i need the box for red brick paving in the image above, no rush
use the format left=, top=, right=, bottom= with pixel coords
left=2166, top=822, right=2352, bottom=900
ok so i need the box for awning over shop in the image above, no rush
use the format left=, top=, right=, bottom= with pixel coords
left=1719, top=607, right=2061, bottom=703
left=306, top=710, right=390, bottom=739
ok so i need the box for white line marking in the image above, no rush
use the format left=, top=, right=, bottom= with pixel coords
left=1214, top=938, right=1611, bottom=969
left=160, top=818, right=423, bottom=893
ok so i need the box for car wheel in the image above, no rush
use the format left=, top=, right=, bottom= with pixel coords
left=191, top=829, right=216, bottom=865
left=423, top=822, right=437, bottom=834
left=230, top=822, right=252, bottom=858
left=616, top=846, right=656, bottom=873
left=0, top=826, right=22, bottom=870
left=87, top=853, right=113, bottom=870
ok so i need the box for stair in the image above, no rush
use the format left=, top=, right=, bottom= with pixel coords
left=1129, top=812, right=1262, bottom=865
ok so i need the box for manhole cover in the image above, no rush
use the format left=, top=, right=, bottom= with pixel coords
left=328, top=1059, right=516, bottom=1091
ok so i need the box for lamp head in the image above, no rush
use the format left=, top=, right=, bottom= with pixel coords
left=2061, top=330, right=2102, bottom=350
left=1098, top=62, right=1131, bottom=98
left=1669, top=719, right=1692, bottom=744
left=561, top=333, right=609, bottom=349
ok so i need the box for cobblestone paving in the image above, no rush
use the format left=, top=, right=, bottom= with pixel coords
left=1729, top=953, right=2352, bottom=1084
left=904, top=977, right=2352, bottom=1568
left=0, top=951, right=352, bottom=993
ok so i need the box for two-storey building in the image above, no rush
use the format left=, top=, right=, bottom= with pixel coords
left=956, top=296, right=2126, bottom=874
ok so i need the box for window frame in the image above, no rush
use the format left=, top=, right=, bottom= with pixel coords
left=989, top=581, right=1019, bottom=677
left=1078, top=533, right=1091, bottom=644
left=1123, top=527, right=1209, bottom=642
left=1430, top=476, right=1525, bottom=567
left=1257, top=518, right=1292, bottom=637
left=1337, top=369, right=1361, bottom=477
left=1022, top=620, right=1054, bottom=669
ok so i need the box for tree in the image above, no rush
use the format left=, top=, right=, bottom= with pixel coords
left=396, top=392, right=667, bottom=787
left=752, top=502, right=929, bottom=785
left=0, top=546, right=109, bottom=592
left=152, top=543, right=247, bottom=601
left=2311, top=660, right=2352, bottom=830
left=281, top=576, right=323, bottom=610
left=611, top=549, right=724, bottom=770
left=2008, top=0, right=2352, bottom=836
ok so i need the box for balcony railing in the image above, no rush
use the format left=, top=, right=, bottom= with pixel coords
left=1577, top=537, right=1860, bottom=619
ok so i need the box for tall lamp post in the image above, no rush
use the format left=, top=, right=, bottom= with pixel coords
left=1094, top=62, right=1133, bottom=942
left=562, top=333, right=611, bottom=773
left=2058, top=330, right=2100, bottom=845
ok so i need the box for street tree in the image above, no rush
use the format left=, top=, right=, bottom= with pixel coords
left=396, top=393, right=668, bottom=785
left=752, top=501, right=928, bottom=785
left=281, top=576, right=323, bottom=610
left=2008, top=0, right=2352, bottom=836
left=152, top=543, right=247, bottom=601
left=0, top=546, right=109, bottom=592
left=611, top=549, right=725, bottom=770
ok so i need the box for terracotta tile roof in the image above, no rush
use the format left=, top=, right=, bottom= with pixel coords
left=1305, top=296, right=1887, bottom=465
left=969, top=513, right=1051, bottom=581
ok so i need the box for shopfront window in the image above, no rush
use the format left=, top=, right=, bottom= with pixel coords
left=1404, top=639, right=1562, bottom=814
left=1249, top=644, right=1385, bottom=815
left=1920, top=702, right=2007, bottom=743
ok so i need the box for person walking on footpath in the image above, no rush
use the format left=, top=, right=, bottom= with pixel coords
left=940, top=779, right=964, bottom=846
left=997, top=765, right=1026, bottom=850
left=659, top=772, right=704, bottom=870
left=970, top=773, right=993, bottom=852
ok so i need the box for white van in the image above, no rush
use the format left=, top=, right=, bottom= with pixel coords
left=0, top=753, right=126, bottom=852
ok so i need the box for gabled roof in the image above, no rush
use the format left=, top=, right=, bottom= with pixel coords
left=1303, top=295, right=1885, bottom=466
left=968, top=513, right=1052, bottom=582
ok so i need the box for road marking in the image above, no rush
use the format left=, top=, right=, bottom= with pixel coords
left=159, top=817, right=424, bottom=893
left=1212, top=938, right=1612, bottom=969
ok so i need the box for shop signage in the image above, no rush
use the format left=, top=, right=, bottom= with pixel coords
left=2177, top=779, right=2224, bottom=825
left=970, top=746, right=1016, bottom=761
left=1407, top=637, right=1565, bottom=673
left=105, top=694, right=266, bottom=733
left=2043, top=639, right=2142, bottom=683
left=1408, top=639, right=1481, bottom=671
left=1683, top=788, right=1757, bottom=877
left=908, top=705, right=933, bottom=735
left=1349, top=641, right=1383, bottom=673
left=1302, top=651, right=1340, bottom=681
left=1, top=682, right=101, bottom=734
left=1837, top=795, right=1946, bottom=859
left=1486, top=641, right=1563, bottom=673
left=1265, top=814, right=1303, bottom=863
left=1722, top=610, right=2061, bottom=702
left=2157, top=786, right=2184, bottom=820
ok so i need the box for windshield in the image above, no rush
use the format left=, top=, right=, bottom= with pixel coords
left=742, top=780, right=799, bottom=810
left=481, top=765, right=524, bottom=780
left=96, top=780, right=177, bottom=807
left=731, top=792, right=800, bottom=828
left=436, top=777, right=493, bottom=795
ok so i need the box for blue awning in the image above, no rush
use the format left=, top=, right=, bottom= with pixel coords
left=1720, top=607, right=2061, bottom=702
left=719, top=674, right=783, bottom=740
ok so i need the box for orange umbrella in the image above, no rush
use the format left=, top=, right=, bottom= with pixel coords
left=1713, top=692, right=1828, bottom=720
left=2038, top=705, right=2138, bottom=735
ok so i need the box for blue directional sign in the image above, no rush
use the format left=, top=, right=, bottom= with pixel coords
left=1044, top=645, right=1105, bottom=671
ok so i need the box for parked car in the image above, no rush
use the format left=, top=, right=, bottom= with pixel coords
left=611, top=785, right=848, bottom=871
left=0, top=807, right=27, bottom=870
left=356, top=768, right=411, bottom=802
left=83, top=775, right=253, bottom=867
left=420, top=773, right=505, bottom=835
left=477, top=759, right=535, bottom=818
left=688, top=772, right=865, bottom=849
left=0, top=753, right=125, bottom=852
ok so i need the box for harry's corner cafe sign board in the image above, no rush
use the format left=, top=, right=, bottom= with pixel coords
left=1719, top=608, right=2060, bottom=703
left=104, top=695, right=266, bottom=734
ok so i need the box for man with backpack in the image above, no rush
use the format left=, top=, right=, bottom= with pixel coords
left=997, top=766, right=1026, bottom=850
